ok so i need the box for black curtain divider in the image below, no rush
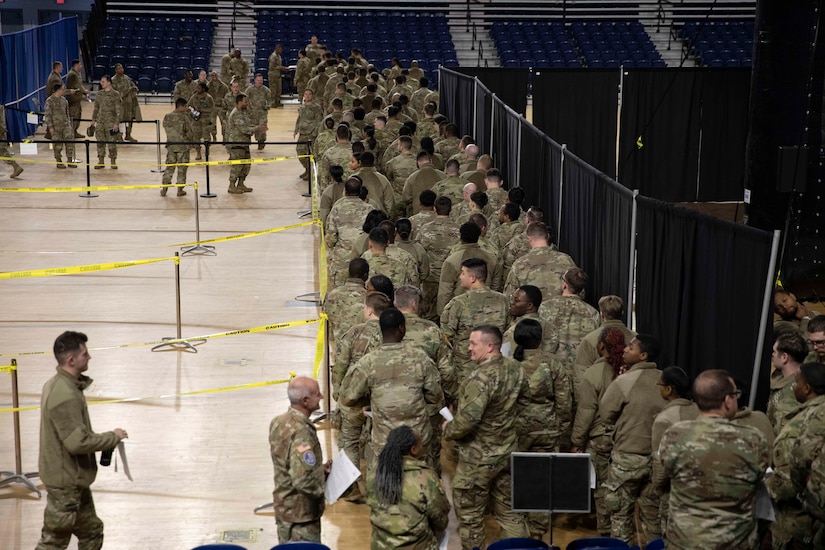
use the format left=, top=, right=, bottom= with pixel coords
left=558, top=151, right=634, bottom=313
left=475, top=80, right=489, bottom=153
left=490, top=99, right=520, bottom=189
left=518, top=123, right=563, bottom=233
left=635, top=196, right=775, bottom=409
left=439, top=69, right=476, bottom=138
left=532, top=68, right=619, bottom=178
left=456, top=67, right=529, bottom=116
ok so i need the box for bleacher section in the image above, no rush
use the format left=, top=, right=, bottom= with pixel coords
left=676, top=20, right=754, bottom=67
left=254, top=10, right=457, bottom=85
left=491, top=20, right=664, bottom=68
left=93, top=16, right=214, bottom=93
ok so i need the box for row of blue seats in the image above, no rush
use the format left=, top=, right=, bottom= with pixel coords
left=677, top=19, right=753, bottom=67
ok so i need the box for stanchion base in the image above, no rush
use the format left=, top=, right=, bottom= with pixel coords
left=301, top=192, right=312, bottom=198
left=181, top=244, right=217, bottom=257
left=150, top=168, right=164, bottom=173
left=298, top=210, right=312, bottom=219
left=0, top=471, right=41, bottom=498
left=200, top=193, right=218, bottom=199
left=295, top=291, right=322, bottom=306
left=79, top=193, right=99, bottom=198
left=310, top=411, right=328, bottom=424
left=151, top=337, right=206, bottom=353
left=253, top=502, right=274, bottom=513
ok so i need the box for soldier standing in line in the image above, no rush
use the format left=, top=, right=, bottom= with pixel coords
left=225, top=93, right=265, bottom=194
left=161, top=98, right=193, bottom=197
left=294, top=50, right=313, bottom=98
left=44, top=84, right=77, bottom=169
left=111, top=63, right=140, bottom=143
left=417, top=197, right=461, bottom=322
left=66, top=59, right=88, bottom=138
left=269, top=376, right=330, bottom=543
left=268, top=44, right=288, bottom=108
left=323, top=257, right=369, bottom=345
left=229, top=49, right=250, bottom=86
left=45, top=61, right=64, bottom=140
left=90, top=75, right=122, bottom=170
left=293, top=89, right=324, bottom=181
left=504, top=222, right=577, bottom=300
left=172, top=70, right=196, bottom=103
left=206, top=72, right=228, bottom=142
left=324, top=178, right=375, bottom=288
left=244, top=73, right=272, bottom=150
left=220, top=49, right=233, bottom=84
left=187, top=82, right=214, bottom=161
left=0, top=106, right=24, bottom=178
left=767, top=330, right=807, bottom=435
left=220, top=80, right=240, bottom=144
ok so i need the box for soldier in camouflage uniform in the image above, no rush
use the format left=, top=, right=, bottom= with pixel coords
left=805, top=315, right=825, bottom=364
left=226, top=93, right=265, bottom=194
left=352, top=151, right=396, bottom=215
left=111, top=64, right=140, bottom=142
left=229, top=49, right=250, bottom=86
left=501, top=206, right=544, bottom=277
left=44, top=84, right=76, bottom=169
left=504, top=222, right=576, bottom=300
left=598, top=334, right=665, bottom=545
left=368, top=425, right=450, bottom=550
left=269, top=376, right=328, bottom=543
left=294, top=89, right=325, bottom=179
left=434, top=122, right=460, bottom=160
left=394, top=219, right=430, bottom=286
left=207, top=72, right=228, bottom=142
left=316, top=132, right=353, bottom=190
left=432, top=159, right=467, bottom=206
left=0, top=106, right=24, bottom=178
left=66, top=60, right=88, bottom=138
left=325, top=179, right=374, bottom=288
left=444, top=325, right=529, bottom=550
left=323, top=258, right=368, bottom=344
left=409, top=190, right=438, bottom=240
left=502, top=285, right=552, bottom=357
left=172, top=70, right=196, bottom=103
left=244, top=74, right=271, bottom=150
left=401, top=152, right=446, bottom=216
left=219, top=81, right=240, bottom=143
left=767, top=331, right=807, bottom=435
left=44, top=61, right=63, bottom=138
left=574, top=295, right=636, bottom=374
left=220, top=50, right=233, bottom=84
left=537, top=267, right=601, bottom=384
left=90, top=75, right=122, bottom=169
left=441, top=259, right=510, bottom=385
left=187, top=82, right=214, bottom=161
left=385, top=136, right=419, bottom=200
left=268, top=44, right=287, bottom=108
left=363, top=228, right=415, bottom=288
left=488, top=202, right=524, bottom=254
left=294, top=50, right=313, bottom=97
left=418, top=197, right=461, bottom=321
left=484, top=169, right=509, bottom=212
left=438, top=222, right=502, bottom=315
left=658, top=370, right=770, bottom=550
left=340, top=308, right=444, bottom=472
left=766, top=362, right=825, bottom=549
left=161, top=98, right=194, bottom=197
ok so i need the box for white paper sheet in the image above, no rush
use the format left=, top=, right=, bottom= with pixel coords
left=501, top=342, right=512, bottom=358
left=114, top=441, right=132, bottom=481
left=436, top=530, right=448, bottom=550
left=118, top=122, right=126, bottom=134
left=19, top=142, right=37, bottom=155
left=589, top=456, right=596, bottom=489
left=26, top=112, right=38, bottom=125
left=324, top=449, right=361, bottom=504
left=439, top=407, right=453, bottom=422
left=755, top=482, right=775, bottom=522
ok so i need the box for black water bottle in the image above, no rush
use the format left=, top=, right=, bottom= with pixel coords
left=100, top=448, right=113, bottom=467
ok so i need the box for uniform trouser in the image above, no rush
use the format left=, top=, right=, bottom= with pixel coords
left=771, top=503, right=816, bottom=549
left=276, top=518, right=321, bottom=543
left=428, top=414, right=443, bottom=476
left=52, top=128, right=75, bottom=161
left=68, top=103, right=82, bottom=132
left=36, top=486, right=104, bottom=550
left=228, top=147, right=251, bottom=183
left=297, top=134, right=313, bottom=171
left=192, top=118, right=212, bottom=152
left=271, top=74, right=282, bottom=104
left=218, top=114, right=228, bottom=140
left=339, top=404, right=367, bottom=468
left=588, top=444, right=612, bottom=536
left=209, top=113, right=218, bottom=140
left=604, top=451, right=660, bottom=545
left=1, top=145, right=17, bottom=167
left=252, top=110, right=267, bottom=143
left=420, top=279, right=439, bottom=322
left=453, top=457, right=528, bottom=550
left=163, top=149, right=189, bottom=185
left=296, top=79, right=308, bottom=98
left=94, top=125, right=117, bottom=161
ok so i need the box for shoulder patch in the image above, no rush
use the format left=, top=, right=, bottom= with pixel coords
left=296, top=442, right=311, bottom=453
left=302, top=450, right=317, bottom=466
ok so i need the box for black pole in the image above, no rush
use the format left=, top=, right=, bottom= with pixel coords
left=202, top=140, right=216, bottom=198
left=79, top=140, right=98, bottom=198
left=302, top=139, right=312, bottom=197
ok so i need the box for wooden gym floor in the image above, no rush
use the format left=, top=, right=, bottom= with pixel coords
left=0, top=102, right=597, bottom=549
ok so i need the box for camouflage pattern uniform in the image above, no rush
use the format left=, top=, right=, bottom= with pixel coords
left=437, top=244, right=502, bottom=315
left=538, top=295, right=601, bottom=383
left=367, top=456, right=450, bottom=550
left=650, top=398, right=699, bottom=534
left=571, top=357, right=618, bottom=536
left=503, top=246, right=577, bottom=301
left=574, top=320, right=636, bottom=375
left=325, top=197, right=374, bottom=287
left=385, top=152, right=418, bottom=198
left=44, top=94, right=75, bottom=165
left=417, top=217, right=461, bottom=321
left=91, top=87, right=122, bottom=164
left=431, top=176, right=467, bottom=207
left=161, top=107, right=194, bottom=196
left=598, top=360, right=664, bottom=544
left=294, top=99, right=324, bottom=174
left=229, top=55, right=250, bottom=86
left=172, top=79, right=196, bottom=103
left=313, top=128, right=336, bottom=159
left=110, top=73, right=140, bottom=141
left=66, top=67, right=86, bottom=135
left=767, top=371, right=798, bottom=435
left=486, top=188, right=509, bottom=214
left=46, top=70, right=62, bottom=101
left=294, top=56, right=314, bottom=97
left=515, top=348, right=573, bottom=539
left=317, top=142, right=352, bottom=189
left=340, top=340, right=444, bottom=470
left=444, top=353, right=529, bottom=550
left=766, top=395, right=825, bottom=549
left=269, top=407, right=325, bottom=543
left=501, top=313, right=553, bottom=358
left=450, top=201, right=473, bottom=225
left=409, top=210, right=437, bottom=240
left=364, top=252, right=415, bottom=288
left=323, top=277, right=366, bottom=344
left=440, top=288, right=509, bottom=384
left=220, top=53, right=233, bottom=83
left=244, top=83, right=271, bottom=145
left=502, top=233, right=531, bottom=279
left=226, top=105, right=257, bottom=192
left=658, top=417, right=770, bottom=550
left=415, top=118, right=438, bottom=140
left=352, top=166, right=396, bottom=215
left=186, top=91, right=214, bottom=157
left=790, top=399, right=825, bottom=544
left=435, top=136, right=460, bottom=160
left=0, top=106, right=23, bottom=176
left=402, top=165, right=447, bottom=216
left=207, top=78, right=228, bottom=141
left=219, top=91, right=236, bottom=141
left=268, top=50, right=284, bottom=105
left=731, top=406, right=775, bottom=447
left=396, top=238, right=430, bottom=287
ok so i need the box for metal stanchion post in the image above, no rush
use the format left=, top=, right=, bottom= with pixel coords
left=202, top=141, right=216, bottom=198
left=151, top=120, right=163, bottom=173
left=181, top=182, right=216, bottom=256
left=152, top=253, right=203, bottom=352
left=301, top=140, right=312, bottom=198
left=79, top=140, right=98, bottom=198
left=0, top=359, right=42, bottom=497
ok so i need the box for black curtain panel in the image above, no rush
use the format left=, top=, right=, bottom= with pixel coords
left=438, top=68, right=476, bottom=136
left=456, top=67, right=529, bottom=116
left=635, top=196, right=775, bottom=408
left=558, top=151, right=634, bottom=314
left=475, top=80, right=489, bottom=153
left=490, top=100, right=520, bottom=189
left=518, top=124, right=563, bottom=234
left=532, top=68, right=620, bottom=178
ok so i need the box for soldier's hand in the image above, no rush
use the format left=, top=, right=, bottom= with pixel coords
left=112, top=124, right=119, bottom=132
left=113, top=428, right=128, bottom=439
left=442, top=419, right=450, bottom=431
left=324, top=460, right=333, bottom=475
left=293, top=132, right=298, bottom=139
left=570, top=446, right=581, bottom=453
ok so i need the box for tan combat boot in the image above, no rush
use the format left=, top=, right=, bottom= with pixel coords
left=236, top=179, right=253, bottom=193
left=10, top=162, right=23, bottom=178
left=176, top=186, right=187, bottom=197
left=160, top=185, right=169, bottom=197
left=228, top=180, right=243, bottom=194
left=94, top=158, right=105, bottom=169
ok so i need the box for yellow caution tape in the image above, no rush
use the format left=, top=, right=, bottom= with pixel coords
left=636, top=135, right=644, bottom=149
left=0, top=317, right=322, bottom=357
left=775, top=270, right=782, bottom=288
left=0, top=184, right=188, bottom=193
left=0, top=154, right=313, bottom=169
left=171, top=220, right=316, bottom=247
left=0, top=374, right=298, bottom=414
left=313, top=313, right=327, bottom=380
left=318, top=220, right=328, bottom=301
left=0, top=362, right=18, bottom=374
left=0, top=256, right=174, bottom=279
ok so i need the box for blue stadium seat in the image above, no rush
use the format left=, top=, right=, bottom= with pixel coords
left=137, top=76, right=154, bottom=92
left=156, top=77, right=173, bottom=93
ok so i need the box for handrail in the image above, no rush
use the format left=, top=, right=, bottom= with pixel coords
left=478, top=40, right=484, bottom=67
left=471, top=21, right=477, bottom=50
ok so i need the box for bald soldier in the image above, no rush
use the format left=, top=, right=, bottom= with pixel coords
left=269, top=376, right=330, bottom=543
